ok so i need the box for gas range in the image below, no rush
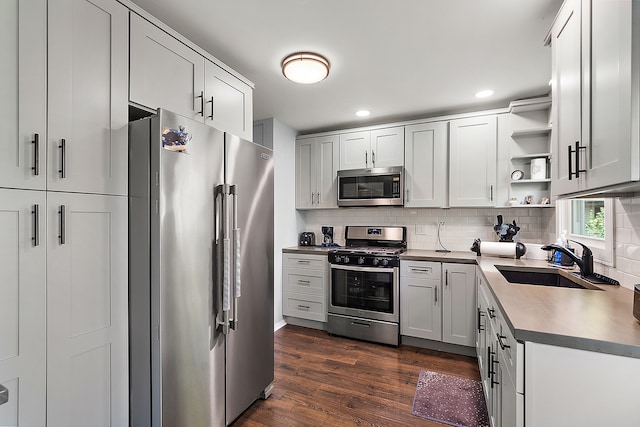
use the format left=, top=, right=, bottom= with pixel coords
left=327, top=226, right=406, bottom=346
left=328, top=226, right=406, bottom=267
left=328, top=247, right=405, bottom=267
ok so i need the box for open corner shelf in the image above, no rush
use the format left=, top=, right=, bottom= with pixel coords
left=511, top=127, right=552, bottom=138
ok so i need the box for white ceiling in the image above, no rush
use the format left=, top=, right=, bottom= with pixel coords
left=129, top=0, right=562, bottom=134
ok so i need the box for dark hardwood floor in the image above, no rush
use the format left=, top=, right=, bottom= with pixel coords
left=232, top=325, right=481, bottom=427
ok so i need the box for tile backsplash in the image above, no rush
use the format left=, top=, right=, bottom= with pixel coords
left=302, top=206, right=555, bottom=254
left=302, top=199, right=640, bottom=290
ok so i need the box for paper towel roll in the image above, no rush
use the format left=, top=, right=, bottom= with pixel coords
left=470, top=239, right=527, bottom=259
left=481, top=242, right=518, bottom=257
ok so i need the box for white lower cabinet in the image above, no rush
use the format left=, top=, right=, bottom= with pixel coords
left=525, top=343, right=640, bottom=427
left=400, top=261, right=442, bottom=340
left=401, top=261, right=476, bottom=347
left=0, top=189, right=46, bottom=427
left=477, top=268, right=523, bottom=427
left=46, top=192, right=128, bottom=427
left=442, top=263, right=476, bottom=347
left=282, top=253, right=329, bottom=322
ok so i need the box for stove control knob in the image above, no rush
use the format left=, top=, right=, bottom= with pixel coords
left=344, top=256, right=350, bottom=264
left=372, top=258, right=379, bottom=266
left=334, top=255, right=342, bottom=263
left=358, top=257, right=365, bottom=265
left=381, top=258, right=389, bottom=266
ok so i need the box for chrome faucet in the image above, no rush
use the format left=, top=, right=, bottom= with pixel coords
left=541, top=240, right=594, bottom=278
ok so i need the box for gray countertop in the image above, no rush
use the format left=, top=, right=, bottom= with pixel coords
left=282, top=247, right=640, bottom=358
left=475, top=256, right=640, bottom=359
left=282, top=246, right=335, bottom=255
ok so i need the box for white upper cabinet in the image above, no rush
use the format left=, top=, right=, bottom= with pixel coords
left=0, top=0, right=46, bottom=190
left=449, top=115, right=498, bottom=207
left=130, top=14, right=253, bottom=140
left=204, top=60, right=253, bottom=140
left=130, top=13, right=205, bottom=122
left=404, top=122, right=447, bottom=207
left=0, top=189, right=46, bottom=427
left=339, top=131, right=371, bottom=170
left=370, top=127, right=405, bottom=168
left=48, top=0, right=129, bottom=196
left=550, top=0, right=640, bottom=196
left=549, top=0, right=583, bottom=196
left=339, top=127, right=404, bottom=170
left=296, top=135, right=339, bottom=209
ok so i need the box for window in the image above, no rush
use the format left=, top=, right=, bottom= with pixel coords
left=571, top=199, right=605, bottom=239
left=557, top=198, right=614, bottom=266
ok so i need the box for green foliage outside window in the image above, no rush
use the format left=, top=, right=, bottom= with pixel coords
left=584, top=207, right=605, bottom=238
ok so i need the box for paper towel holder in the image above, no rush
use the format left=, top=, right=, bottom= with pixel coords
left=470, top=238, right=527, bottom=259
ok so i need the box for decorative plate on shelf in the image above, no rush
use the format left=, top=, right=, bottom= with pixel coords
left=511, top=169, right=524, bottom=180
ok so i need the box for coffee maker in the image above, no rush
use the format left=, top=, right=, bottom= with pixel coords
left=321, top=226, right=333, bottom=246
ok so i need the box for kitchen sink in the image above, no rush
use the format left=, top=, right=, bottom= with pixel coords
left=495, top=265, right=602, bottom=290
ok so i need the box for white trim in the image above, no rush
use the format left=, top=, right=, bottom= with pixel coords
left=556, top=198, right=615, bottom=266
left=274, top=319, right=287, bottom=332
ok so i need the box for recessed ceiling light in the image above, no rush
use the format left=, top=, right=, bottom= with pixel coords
left=281, top=52, right=330, bottom=84
left=356, top=110, right=371, bottom=117
left=475, top=89, right=494, bottom=98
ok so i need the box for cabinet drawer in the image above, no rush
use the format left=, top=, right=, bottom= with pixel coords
left=283, top=253, right=327, bottom=270
left=283, top=292, right=326, bottom=322
left=401, top=261, right=441, bottom=279
left=283, top=268, right=326, bottom=295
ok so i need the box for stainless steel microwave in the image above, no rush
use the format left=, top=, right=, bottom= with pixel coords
left=337, top=166, right=404, bottom=207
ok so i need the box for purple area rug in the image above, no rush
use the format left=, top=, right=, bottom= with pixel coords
left=411, top=370, right=489, bottom=427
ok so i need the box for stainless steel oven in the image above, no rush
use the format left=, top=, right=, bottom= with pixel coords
left=327, top=226, right=405, bottom=346
left=329, top=265, right=398, bottom=323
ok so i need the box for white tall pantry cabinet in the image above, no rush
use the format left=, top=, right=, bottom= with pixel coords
left=0, top=0, right=129, bottom=426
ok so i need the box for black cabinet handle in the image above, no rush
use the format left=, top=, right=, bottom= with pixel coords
left=207, top=96, right=214, bottom=120
left=568, top=143, right=573, bottom=180
left=491, top=356, right=500, bottom=388
left=58, top=205, right=66, bottom=245
left=196, top=91, right=204, bottom=116
left=365, top=151, right=368, bottom=168
left=477, top=308, right=485, bottom=333
left=568, top=141, right=586, bottom=180
left=497, top=333, right=511, bottom=350
left=58, top=139, right=66, bottom=178
left=31, top=204, right=39, bottom=247
left=487, top=307, right=496, bottom=319
left=372, top=150, right=375, bottom=167
left=32, top=134, right=39, bottom=176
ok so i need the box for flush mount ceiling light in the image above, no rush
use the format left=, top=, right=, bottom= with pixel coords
left=356, top=110, right=371, bottom=117
left=475, top=89, right=494, bottom=98
left=281, top=52, right=330, bottom=84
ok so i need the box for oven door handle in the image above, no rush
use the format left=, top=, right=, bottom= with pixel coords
left=329, top=264, right=396, bottom=274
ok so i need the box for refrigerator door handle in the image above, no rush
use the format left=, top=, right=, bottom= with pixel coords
left=230, top=185, right=241, bottom=331
left=216, top=184, right=231, bottom=335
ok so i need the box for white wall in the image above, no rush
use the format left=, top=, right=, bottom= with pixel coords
left=267, top=118, right=302, bottom=328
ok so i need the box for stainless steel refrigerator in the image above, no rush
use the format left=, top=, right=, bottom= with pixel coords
left=129, top=109, right=274, bottom=427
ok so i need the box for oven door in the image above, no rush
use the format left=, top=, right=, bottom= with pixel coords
left=329, top=264, right=399, bottom=323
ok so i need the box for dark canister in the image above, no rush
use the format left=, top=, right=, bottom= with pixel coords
left=634, top=284, right=640, bottom=322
